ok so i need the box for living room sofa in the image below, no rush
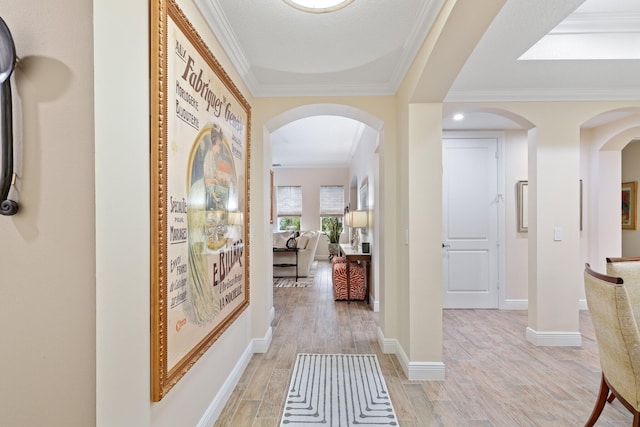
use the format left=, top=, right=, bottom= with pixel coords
left=272, top=230, right=320, bottom=277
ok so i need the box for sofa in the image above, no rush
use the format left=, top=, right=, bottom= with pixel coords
left=272, top=230, right=321, bottom=277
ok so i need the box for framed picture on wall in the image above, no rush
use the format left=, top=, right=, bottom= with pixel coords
left=622, top=181, right=637, bottom=230
left=517, top=180, right=528, bottom=232
left=150, top=0, right=251, bottom=401
left=359, top=178, right=368, bottom=235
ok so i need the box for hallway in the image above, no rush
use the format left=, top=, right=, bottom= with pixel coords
left=214, top=260, right=631, bottom=426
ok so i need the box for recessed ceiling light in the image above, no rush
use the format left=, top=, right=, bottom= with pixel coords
left=453, top=113, right=464, bottom=121
left=283, top=0, right=354, bottom=13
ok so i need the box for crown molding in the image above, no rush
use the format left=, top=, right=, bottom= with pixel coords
left=556, top=12, right=640, bottom=34
left=250, top=81, right=396, bottom=98
left=388, top=0, right=446, bottom=93
left=194, top=0, right=258, bottom=93
left=196, top=0, right=440, bottom=98
left=445, top=87, right=640, bottom=103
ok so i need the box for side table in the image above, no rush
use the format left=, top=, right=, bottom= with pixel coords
left=339, top=243, right=371, bottom=303
left=273, top=247, right=299, bottom=281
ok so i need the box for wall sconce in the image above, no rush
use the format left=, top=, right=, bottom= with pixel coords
left=0, top=16, right=18, bottom=215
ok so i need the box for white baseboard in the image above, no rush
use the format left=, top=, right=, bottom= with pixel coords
left=502, top=299, right=528, bottom=310
left=526, top=327, right=582, bottom=347
left=377, top=327, right=396, bottom=354
left=503, top=299, right=589, bottom=311
left=196, top=341, right=254, bottom=427
left=376, top=327, right=446, bottom=381
left=372, top=298, right=379, bottom=312
left=197, top=326, right=272, bottom=427
left=253, top=326, right=273, bottom=353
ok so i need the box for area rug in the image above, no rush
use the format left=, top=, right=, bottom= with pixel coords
left=273, top=261, right=317, bottom=288
left=280, top=353, right=398, bottom=426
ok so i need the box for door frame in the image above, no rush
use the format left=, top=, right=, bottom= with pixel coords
left=443, top=130, right=506, bottom=309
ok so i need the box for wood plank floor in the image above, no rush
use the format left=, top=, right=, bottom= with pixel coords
left=213, top=260, right=631, bottom=426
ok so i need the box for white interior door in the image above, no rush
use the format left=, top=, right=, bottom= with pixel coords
left=442, top=137, right=499, bottom=308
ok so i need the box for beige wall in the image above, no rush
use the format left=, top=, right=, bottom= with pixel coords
left=0, top=1, right=96, bottom=426
left=622, top=139, right=640, bottom=256
left=4, top=0, right=640, bottom=425
left=504, top=130, right=529, bottom=302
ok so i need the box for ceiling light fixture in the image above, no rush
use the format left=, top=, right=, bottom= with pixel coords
left=283, top=0, right=354, bottom=14
left=453, top=113, right=464, bottom=121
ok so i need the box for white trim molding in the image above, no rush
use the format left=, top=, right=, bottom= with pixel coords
left=377, top=327, right=397, bottom=354
left=526, top=327, right=582, bottom=347
left=252, top=326, right=273, bottom=354
left=196, top=341, right=254, bottom=427
left=377, top=327, right=446, bottom=381
left=197, top=324, right=273, bottom=427
left=503, top=299, right=528, bottom=310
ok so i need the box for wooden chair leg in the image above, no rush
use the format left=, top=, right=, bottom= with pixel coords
left=585, top=374, right=610, bottom=427
left=607, top=393, right=615, bottom=404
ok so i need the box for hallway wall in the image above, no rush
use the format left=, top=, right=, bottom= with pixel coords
left=622, top=139, right=640, bottom=256
left=0, top=1, right=96, bottom=426
left=95, top=1, right=258, bottom=426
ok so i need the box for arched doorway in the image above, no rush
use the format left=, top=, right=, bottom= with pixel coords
left=264, top=103, right=385, bottom=311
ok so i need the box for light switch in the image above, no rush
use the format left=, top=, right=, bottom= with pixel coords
left=554, top=227, right=563, bottom=241
left=405, top=229, right=409, bottom=245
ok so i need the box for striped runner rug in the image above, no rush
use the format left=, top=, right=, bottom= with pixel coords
left=280, top=353, right=398, bottom=426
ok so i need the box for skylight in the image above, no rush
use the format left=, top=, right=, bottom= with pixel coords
left=283, top=0, right=354, bottom=13
left=519, top=0, right=640, bottom=60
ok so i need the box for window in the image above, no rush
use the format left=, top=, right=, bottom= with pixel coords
left=277, top=186, right=302, bottom=231
left=320, top=185, right=344, bottom=233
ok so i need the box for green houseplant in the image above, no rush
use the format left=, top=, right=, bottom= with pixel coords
left=325, top=217, right=342, bottom=256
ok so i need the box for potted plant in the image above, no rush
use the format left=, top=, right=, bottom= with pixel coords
left=326, top=217, right=342, bottom=257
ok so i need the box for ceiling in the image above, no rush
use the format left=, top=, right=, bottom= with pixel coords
left=195, top=0, right=640, bottom=167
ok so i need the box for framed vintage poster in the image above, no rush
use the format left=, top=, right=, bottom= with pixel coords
left=150, top=0, right=251, bottom=401
left=622, top=181, right=637, bottom=230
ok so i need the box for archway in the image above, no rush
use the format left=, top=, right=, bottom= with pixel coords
left=586, top=108, right=640, bottom=272
left=264, top=103, right=385, bottom=311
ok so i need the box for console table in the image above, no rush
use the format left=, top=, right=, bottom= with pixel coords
left=339, top=243, right=371, bottom=303
left=273, top=247, right=299, bottom=281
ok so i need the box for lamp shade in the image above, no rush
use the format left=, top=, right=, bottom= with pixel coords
left=350, top=210, right=367, bottom=228
left=344, top=211, right=352, bottom=227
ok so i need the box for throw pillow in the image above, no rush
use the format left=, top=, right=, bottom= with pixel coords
left=296, top=234, right=310, bottom=249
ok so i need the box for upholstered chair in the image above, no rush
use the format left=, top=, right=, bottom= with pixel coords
left=606, top=257, right=640, bottom=324
left=584, top=263, right=640, bottom=426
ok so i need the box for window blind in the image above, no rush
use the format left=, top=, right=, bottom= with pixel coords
left=277, top=186, right=302, bottom=216
left=319, top=185, right=344, bottom=216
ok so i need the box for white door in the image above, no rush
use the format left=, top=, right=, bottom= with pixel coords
left=442, top=137, right=499, bottom=308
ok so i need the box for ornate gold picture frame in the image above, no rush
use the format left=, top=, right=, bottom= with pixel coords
left=150, top=0, right=251, bottom=401
left=622, top=181, right=637, bottom=230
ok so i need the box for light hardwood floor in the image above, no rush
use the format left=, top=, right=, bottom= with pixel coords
left=213, top=260, right=631, bottom=426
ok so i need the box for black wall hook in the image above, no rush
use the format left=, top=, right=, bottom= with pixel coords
left=0, top=16, right=18, bottom=216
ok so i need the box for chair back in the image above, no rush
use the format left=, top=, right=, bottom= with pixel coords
left=584, top=263, right=640, bottom=410
left=607, top=257, right=640, bottom=323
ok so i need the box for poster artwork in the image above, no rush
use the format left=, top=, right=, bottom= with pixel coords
left=151, top=0, right=250, bottom=401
